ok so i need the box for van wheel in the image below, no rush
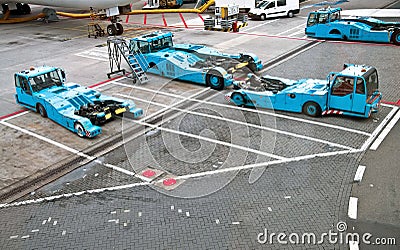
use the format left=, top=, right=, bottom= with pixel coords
left=303, top=102, right=321, bottom=117
left=287, top=11, right=294, bottom=18
left=260, top=14, right=266, bottom=21
left=37, top=104, right=47, bottom=118
left=74, top=123, right=86, bottom=138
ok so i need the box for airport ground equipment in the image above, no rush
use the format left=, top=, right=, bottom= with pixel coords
left=204, top=4, right=248, bottom=32
left=226, top=64, right=382, bottom=118
left=107, top=37, right=149, bottom=84
left=144, top=0, right=184, bottom=9
left=128, top=31, right=262, bottom=90
left=248, top=0, right=300, bottom=20
left=87, top=22, right=105, bottom=38
left=14, top=66, right=143, bottom=138
left=305, top=7, right=400, bottom=45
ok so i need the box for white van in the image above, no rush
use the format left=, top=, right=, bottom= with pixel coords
left=249, top=0, right=300, bottom=20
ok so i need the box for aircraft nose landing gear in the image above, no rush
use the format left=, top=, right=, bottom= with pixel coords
left=107, top=17, right=123, bottom=36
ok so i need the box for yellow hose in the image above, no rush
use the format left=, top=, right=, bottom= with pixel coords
left=55, top=12, right=93, bottom=18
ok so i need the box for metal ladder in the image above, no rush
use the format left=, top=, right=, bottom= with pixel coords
left=107, top=37, right=149, bottom=84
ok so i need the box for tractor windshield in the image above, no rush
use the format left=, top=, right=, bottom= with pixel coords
left=363, top=69, right=379, bottom=97
left=29, top=70, right=62, bottom=92
left=149, top=36, right=173, bottom=52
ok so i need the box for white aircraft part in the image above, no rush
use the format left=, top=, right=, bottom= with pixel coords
left=341, top=9, right=400, bottom=18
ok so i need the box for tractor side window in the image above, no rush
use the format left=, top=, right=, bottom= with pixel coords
left=22, top=78, right=32, bottom=95
left=331, top=76, right=354, bottom=96
left=138, top=41, right=150, bottom=54
left=355, top=78, right=365, bottom=94
left=330, top=12, right=340, bottom=22
left=364, top=70, right=379, bottom=96
left=318, top=13, right=329, bottom=24
left=307, top=13, right=317, bottom=26
left=15, top=75, right=21, bottom=87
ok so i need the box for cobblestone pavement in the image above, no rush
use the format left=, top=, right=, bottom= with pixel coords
left=1, top=153, right=360, bottom=249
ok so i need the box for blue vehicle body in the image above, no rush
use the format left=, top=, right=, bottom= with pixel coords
left=129, top=32, right=263, bottom=90
left=227, top=64, right=382, bottom=118
left=305, top=7, right=400, bottom=45
left=14, top=66, right=143, bottom=138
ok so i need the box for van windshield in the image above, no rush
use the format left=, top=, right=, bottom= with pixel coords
left=256, top=1, right=269, bottom=8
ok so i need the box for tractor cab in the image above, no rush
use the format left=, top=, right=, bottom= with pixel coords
left=327, top=64, right=380, bottom=115
left=306, top=7, right=341, bottom=27
left=130, top=32, right=174, bottom=54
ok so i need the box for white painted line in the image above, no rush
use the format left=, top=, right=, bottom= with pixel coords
left=267, top=207, right=272, bottom=212
left=108, top=219, right=116, bottom=223
left=115, top=219, right=119, bottom=224
left=186, top=211, right=190, bottom=217
left=215, top=219, right=220, bottom=224
left=370, top=108, right=400, bottom=150
left=381, top=103, right=395, bottom=108
left=348, top=197, right=358, bottom=219
left=42, top=220, right=46, bottom=225
left=242, top=19, right=278, bottom=32
left=284, top=196, right=291, bottom=199
left=361, top=107, right=399, bottom=151
left=124, top=209, right=130, bottom=213
left=288, top=29, right=305, bottom=37
left=275, top=23, right=304, bottom=36
left=138, top=212, right=142, bottom=217
left=0, top=110, right=30, bottom=122
left=232, top=222, right=240, bottom=225
left=62, top=230, right=66, bottom=236
left=178, top=209, right=182, bottom=213
left=171, top=205, right=174, bottom=210
left=53, top=221, right=57, bottom=226
left=48, top=217, right=52, bottom=222
left=0, top=121, right=80, bottom=155
left=9, top=235, right=18, bottom=239
left=119, top=93, right=355, bottom=150
left=104, top=163, right=136, bottom=176
left=31, top=229, right=39, bottom=233
left=21, top=235, right=30, bottom=239
left=176, top=149, right=358, bottom=180
left=110, top=211, right=116, bottom=214
left=131, top=118, right=287, bottom=160
left=354, top=165, right=366, bottom=183
left=349, top=240, right=359, bottom=250
left=112, top=81, right=371, bottom=136
left=0, top=182, right=150, bottom=208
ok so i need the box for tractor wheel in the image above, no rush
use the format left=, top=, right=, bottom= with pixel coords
left=107, top=24, right=117, bottom=36
left=230, top=92, right=246, bottom=106
left=287, top=11, right=294, bottom=18
left=74, top=123, right=86, bottom=138
left=260, top=14, right=266, bottom=21
left=115, top=23, right=124, bottom=36
left=37, top=104, right=47, bottom=118
left=206, top=69, right=225, bottom=91
left=303, top=102, right=321, bottom=117
left=391, top=29, right=400, bottom=46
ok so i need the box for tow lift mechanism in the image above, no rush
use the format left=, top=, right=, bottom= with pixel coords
left=14, top=66, right=143, bottom=138
left=305, top=7, right=400, bottom=45
left=128, top=31, right=262, bottom=90
left=226, top=64, right=382, bottom=118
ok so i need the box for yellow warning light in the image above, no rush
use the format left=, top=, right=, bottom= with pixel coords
left=29, top=66, right=35, bottom=71
left=361, top=68, right=366, bottom=72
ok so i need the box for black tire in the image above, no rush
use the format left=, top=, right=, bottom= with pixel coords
left=107, top=24, right=117, bottom=36
left=115, top=23, right=124, bottom=36
left=74, top=123, right=86, bottom=138
left=302, top=102, right=321, bottom=117
left=230, top=92, right=246, bottom=106
left=206, top=69, right=225, bottom=91
left=287, top=11, right=294, bottom=18
left=260, top=14, right=266, bottom=21
left=391, top=29, right=400, bottom=46
left=37, top=104, right=47, bottom=118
